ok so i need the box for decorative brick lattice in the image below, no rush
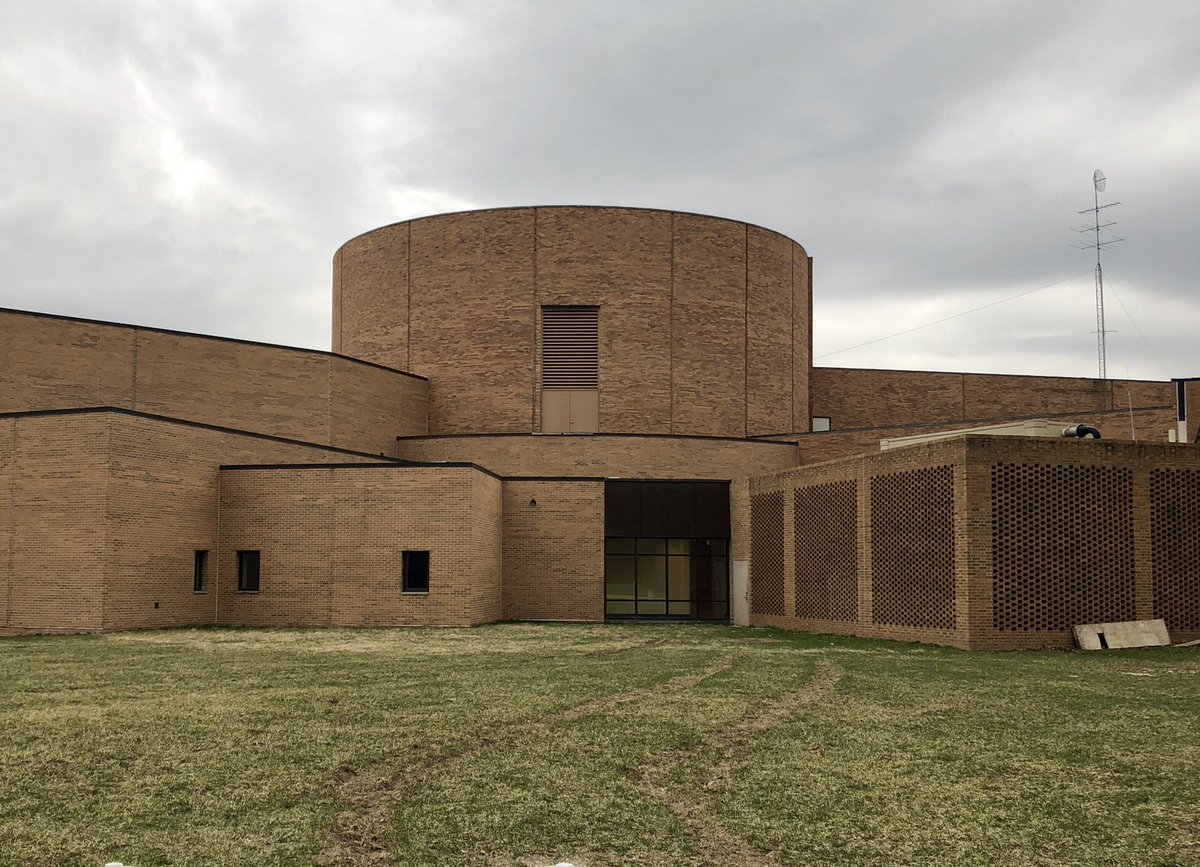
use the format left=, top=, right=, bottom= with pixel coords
left=1150, top=469, right=1200, bottom=632
left=750, top=491, right=786, bottom=616
left=870, top=466, right=955, bottom=630
left=794, top=481, right=858, bottom=621
left=991, top=463, right=1134, bottom=631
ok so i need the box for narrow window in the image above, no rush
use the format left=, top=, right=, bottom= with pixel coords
left=541, top=305, right=599, bottom=433
left=193, top=550, right=208, bottom=593
left=402, top=550, right=430, bottom=593
left=237, top=550, right=260, bottom=593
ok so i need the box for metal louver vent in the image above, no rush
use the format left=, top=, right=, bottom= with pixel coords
left=541, top=306, right=598, bottom=388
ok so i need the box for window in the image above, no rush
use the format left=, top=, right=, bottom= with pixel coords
left=402, top=550, right=430, bottom=593
left=604, top=537, right=729, bottom=620
left=541, top=305, right=599, bottom=433
left=193, top=550, right=208, bottom=593
left=237, top=550, right=260, bottom=593
left=812, top=416, right=831, bottom=432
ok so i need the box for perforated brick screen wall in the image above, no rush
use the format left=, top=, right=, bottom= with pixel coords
left=991, top=462, right=1135, bottom=631
left=793, top=481, right=857, bottom=621
left=747, top=437, right=1199, bottom=649
left=870, top=466, right=955, bottom=630
left=750, top=491, right=785, bottom=616
left=1150, top=468, right=1200, bottom=632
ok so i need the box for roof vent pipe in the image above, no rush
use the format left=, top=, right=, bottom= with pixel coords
left=1062, top=424, right=1102, bottom=439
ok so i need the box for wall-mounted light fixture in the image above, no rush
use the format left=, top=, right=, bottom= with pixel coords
left=529, top=498, right=537, bottom=508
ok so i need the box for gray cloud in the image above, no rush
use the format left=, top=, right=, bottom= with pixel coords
left=0, top=0, right=1195, bottom=380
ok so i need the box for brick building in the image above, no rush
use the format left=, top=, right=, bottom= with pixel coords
left=1, top=206, right=1196, bottom=647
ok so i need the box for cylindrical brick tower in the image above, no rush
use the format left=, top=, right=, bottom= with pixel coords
left=333, top=206, right=811, bottom=438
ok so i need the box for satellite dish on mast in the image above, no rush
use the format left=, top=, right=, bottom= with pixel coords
left=1093, top=169, right=1106, bottom=192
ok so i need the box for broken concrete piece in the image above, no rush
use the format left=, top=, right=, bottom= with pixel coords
left=1074, top=619, right=1170, bottom=650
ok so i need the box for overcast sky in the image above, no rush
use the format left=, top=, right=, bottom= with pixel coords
left=1, top=0, right=1196, bottom=381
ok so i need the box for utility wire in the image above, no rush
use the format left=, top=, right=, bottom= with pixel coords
left=1104, top=278, right=1171, bottom=380
left=814, top=269, right=1094, bottom=361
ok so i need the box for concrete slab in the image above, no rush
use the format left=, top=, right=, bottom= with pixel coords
left=1074, top=619, right=1170, bottom=650
left=731, top=560, right=750, bottom=627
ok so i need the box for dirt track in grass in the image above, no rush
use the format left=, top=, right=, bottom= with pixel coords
left=319, top=654, right=736, bottom=866
left=634, top=659, right=844, bottom=867
left=2, top=623, right=1198, bottom=867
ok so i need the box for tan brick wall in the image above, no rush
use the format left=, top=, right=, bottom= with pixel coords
left=785, top=406, right=1179, bottom=466
left=729, top=477, right=751, bottom=562
left=745, top=434, right=1200, bottom=649
left=0, top=419, right=11, bottom=629
left=0, top=309, right=428, bottom=454
left=471, top=471, right=505, bottom=623
left=0, top=409, right=388, bottom=634
left=670, top=214, right=746, bottom=436
left=104, top=414, right=223, bottom=632
left=411, top=210, right=538, bottom=434
left=0, top=313, right=137, bottom=411
left=394, top=433, right=798, bottom=479
left=335, top=207, right=811, bottom=438
left=330, top=356, right=428, bottom=447
left=796, top=255, right=813, bottom=435
left=1, top=414, right=111, bottom=632
left=217, top=466, right=502, bottom=627
left=502, top=480, right=604, bottom=621
left=535, top=207, right=673, bottom=434
left=334, top=223, right=411, bottom=366
left=746, top=227, right=798, bottom=435
left=728, top=477, right=752, bottom=623
left=811, top=366, right=1172, bottom=431
left=102, top=415, right=387, bottom=632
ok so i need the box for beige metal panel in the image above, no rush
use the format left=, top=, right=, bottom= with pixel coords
left=569, top=389, right=598, bottom=433
left=541, top=389, right=599, bottom=433
left=542, top=390, right=570, bottom=433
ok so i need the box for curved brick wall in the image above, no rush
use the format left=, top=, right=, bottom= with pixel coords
left=334, top=206, right=812, bottom=438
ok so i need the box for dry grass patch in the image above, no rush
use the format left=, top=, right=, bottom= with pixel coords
left=1, top=624, right=1197, bottom=866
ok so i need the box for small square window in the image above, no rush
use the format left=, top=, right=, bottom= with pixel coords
left=237, top=550, right=260, bottom=593
left=194, top=550, right=208, bottom=593
left=812, top=416, right=831, bottom=432
left=402, top=550, right=430, bottom=593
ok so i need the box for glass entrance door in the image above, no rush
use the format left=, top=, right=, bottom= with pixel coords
left=604, top=537, right=729, bottom=620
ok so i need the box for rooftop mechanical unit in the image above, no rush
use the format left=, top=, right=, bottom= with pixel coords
left=880, top=419, right=1100, bottom=451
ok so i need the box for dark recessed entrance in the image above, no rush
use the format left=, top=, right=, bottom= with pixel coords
left=604, top=537, right=729, bottom=619
left=604, top=481, right=730, bottom=621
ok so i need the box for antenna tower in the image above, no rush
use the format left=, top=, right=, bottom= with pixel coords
left=1074, top=169, right=1122, bottom=379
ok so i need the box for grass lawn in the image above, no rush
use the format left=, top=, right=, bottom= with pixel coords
left=1, top=624, right=1197, bottom=867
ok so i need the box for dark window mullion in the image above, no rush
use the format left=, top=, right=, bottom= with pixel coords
left=633, top=546, right=641, bottom=615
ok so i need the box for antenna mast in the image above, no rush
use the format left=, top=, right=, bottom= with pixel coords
left=1074, top=169, right=1122, bottom=380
